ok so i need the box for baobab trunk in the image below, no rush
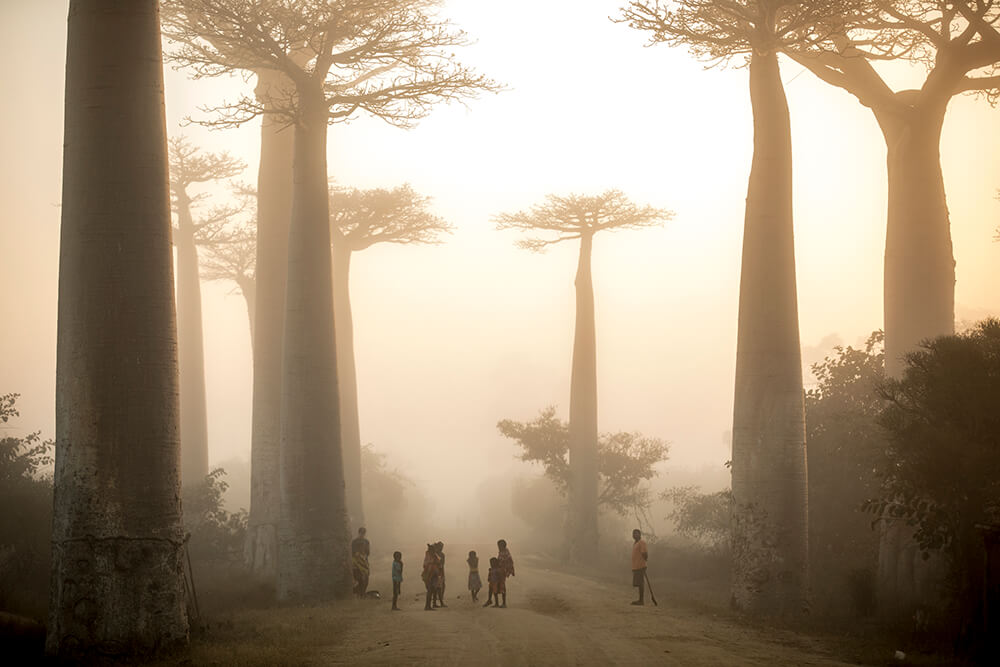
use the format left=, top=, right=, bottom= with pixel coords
left=173, top=196, right=210, bottom=487
left=332, top=243, right=364, bottom=527
left=874, top=98, right=954, bottom=614
left=568, top=232, right=599, bottom=562
left=237, top=275, right=255, bottom=351
left=277, top=90, right=352, bottom=600
left=49, top=0, right=188, bottom=657
left=246, top=70, right=294, bottom=580
left=878, top=100, right=955, bottom=377
left=730, top=51, right=809, bottom=615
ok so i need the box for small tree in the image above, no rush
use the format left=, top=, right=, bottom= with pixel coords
left=496, top=406, right=669, bottom=526
left=329, top=184, right=452, bottom=526
left=868, top=318, right=1000, bottom=646
left=495, top=190, right=672, bottom=561
left=169, top=136, right=246, bottom=487
left=663, top=486, right=733, bottom=553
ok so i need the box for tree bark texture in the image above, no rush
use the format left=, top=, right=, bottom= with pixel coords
left=874, top=98, right=954, bottom=616
left=49, top=0, right=188, bottom=657
left=173, top=195, right=210, bottom=487
left=730, top=52, right=809, bottom=615
left=332, top=243, right=364, bottom=528
left=568, top=232, right=599, bottom=562
left=277, top=90, right=352, bottom=601
left=246, top=71, right=294, bottom=580
left=237, top=275, right=256, bottom=352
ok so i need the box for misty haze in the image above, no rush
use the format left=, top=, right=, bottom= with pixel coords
left=1, top=1, right=999, bottom=665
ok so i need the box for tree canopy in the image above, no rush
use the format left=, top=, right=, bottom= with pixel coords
left=493, top=189, right=672, bottom=252
left=161, top=0, right=500, bottom=127
left=496, top=406, right=669, bottom=517
left=329, top=183, right=452, bottom=251
left=168, top=136, right=247, bottom=246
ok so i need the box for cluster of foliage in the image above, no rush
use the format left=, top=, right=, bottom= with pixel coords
left=496, top=407, right=668, bottom=517
left=867, top=319, right=1000, bottom=620
left=805, top=331, right=885, bottom=616
left=182, top=468, right=248, bottom=570
left=0, top=394, right=53, bottom=619
left=360, top=444, right=432, bottom=545
left=662, top=486, right=732, bottom=553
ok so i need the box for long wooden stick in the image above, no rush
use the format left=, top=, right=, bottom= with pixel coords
left=644, top=571, right=658, bottom=606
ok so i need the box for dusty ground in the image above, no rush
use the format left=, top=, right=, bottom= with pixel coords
left=168, top=555, right=909, bottom=666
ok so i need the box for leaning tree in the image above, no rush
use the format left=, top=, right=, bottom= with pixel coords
left=329, top=184, right=452, bottom=526
left=495, top=190, right=672, bottom=562
left=619, top=0, right=853, bottom=614
left=161, top=0, right=497, bottom=599
left=49, top=0, right=188, bottom=656
left=168, top=136, right=245, bottom=487
left=779, top=0, right=1000, bottom=612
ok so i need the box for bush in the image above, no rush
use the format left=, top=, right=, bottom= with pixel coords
left=0, top=393, right=53, bottom=620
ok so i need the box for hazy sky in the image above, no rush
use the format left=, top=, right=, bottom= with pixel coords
left=1, top=1, right=998, bottom=517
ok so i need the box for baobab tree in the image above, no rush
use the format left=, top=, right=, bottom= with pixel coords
left=495, top=190, right=672, bottom=562
left=169, top=136, right=245, bottom=487
left=49, top=0, right=188, bottom=656
left=618, top=0, right=849, bottom=614
left=200, top=221, right=257, bottom=348
left=329, top=184, right=452, bottom=526
left=779, top=1, right=1000, bottom=612
left=161, top=0, right=498, bottom=599
left=782, top=1, right=1000, bottom=377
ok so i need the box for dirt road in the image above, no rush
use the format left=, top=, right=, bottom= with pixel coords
left=314, top=559, right=864, bottom=666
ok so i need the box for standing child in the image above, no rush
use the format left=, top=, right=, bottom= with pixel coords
left=483, top=557, right=500, bottom=607
left=496, top=539, right=514, bottom=608
left=467, top=550, right=482, bottom=602
left=391, top=551, right=403, bottom=611
left=421, top=544, right=440, bottom=611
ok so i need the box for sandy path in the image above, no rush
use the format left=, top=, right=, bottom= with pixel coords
left=318, top=558, right=864, bottom=666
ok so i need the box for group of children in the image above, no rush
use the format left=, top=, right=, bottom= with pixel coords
left=389, top=539, right=516, bottom=611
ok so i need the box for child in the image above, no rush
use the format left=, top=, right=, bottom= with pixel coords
left=483, top=557, right=500, bottom=607
left=391, top=551, right=403, bottom=611
left=467, top=550, right=482, bottom=602
left=421, top=544, right=440, bottom=611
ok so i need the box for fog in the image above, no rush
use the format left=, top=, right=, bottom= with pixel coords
left=1, top=0, right=998, bottom=532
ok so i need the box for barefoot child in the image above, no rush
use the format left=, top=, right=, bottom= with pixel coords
left=391, top=551, right=403, bottom=611
left=483, top=556, right=500, bottom=607
left=467, top=550, right=482, bottom=602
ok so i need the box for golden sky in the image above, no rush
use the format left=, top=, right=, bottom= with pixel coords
left=1, top=1, right=997, bottom=516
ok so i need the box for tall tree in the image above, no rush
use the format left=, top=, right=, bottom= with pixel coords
left=200, top=220, right=257, bottom=348
left=329, top=184, right=452, bottom=526
left=495, top=190, right=671, bottom=561
left=779, top=1, right=1000, bottom=611
left=619, top=0, right=845, bottom=613
left=782, top=1, right=1000, bottom=375
left=49, top=0, right=188, bottom=656
left=168, top=136, right=245, bottom=487
left=161, top=0, right=497, bottom=599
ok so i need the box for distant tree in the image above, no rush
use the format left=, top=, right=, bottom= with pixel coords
left=618, top=0, right=846, bottom=614
left=867, top=319, right=1000, bottom=647
left=201, top=221, right=257, bottom=348
left=49, top=0, right=188, bottom=656
left=496, top=406, right=669, bottom=522
left=805, top=331, right=885, bottom=617
left=783, top=2, right=1000, bottom=377
left=169, top=136, right=246, bottom=487
left=162, top=0, right=498, bottom=599
left=329, top=184, right=452, bottom=526
left=495, top=190, right=671, bottom=561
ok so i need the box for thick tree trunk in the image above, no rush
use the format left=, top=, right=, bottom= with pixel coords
left=277, top=90, right=352, bottom=600
left=49, top=0, right=188, bottom=657
left=874, top=99, right=954, bottom=615
left=246, top=71, right=294, bottom=580
left=173, top=198, right=210, bottom=487
left=730, top=51, right=809, bottom=615
left=568, top=232, right=599, bottom=562
left=878, top=101, right=955, bottom=377
left=332, top=243, right=364, bottom=527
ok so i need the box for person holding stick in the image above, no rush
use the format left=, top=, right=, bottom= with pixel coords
left=630, top=528, right=649, bottom=606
